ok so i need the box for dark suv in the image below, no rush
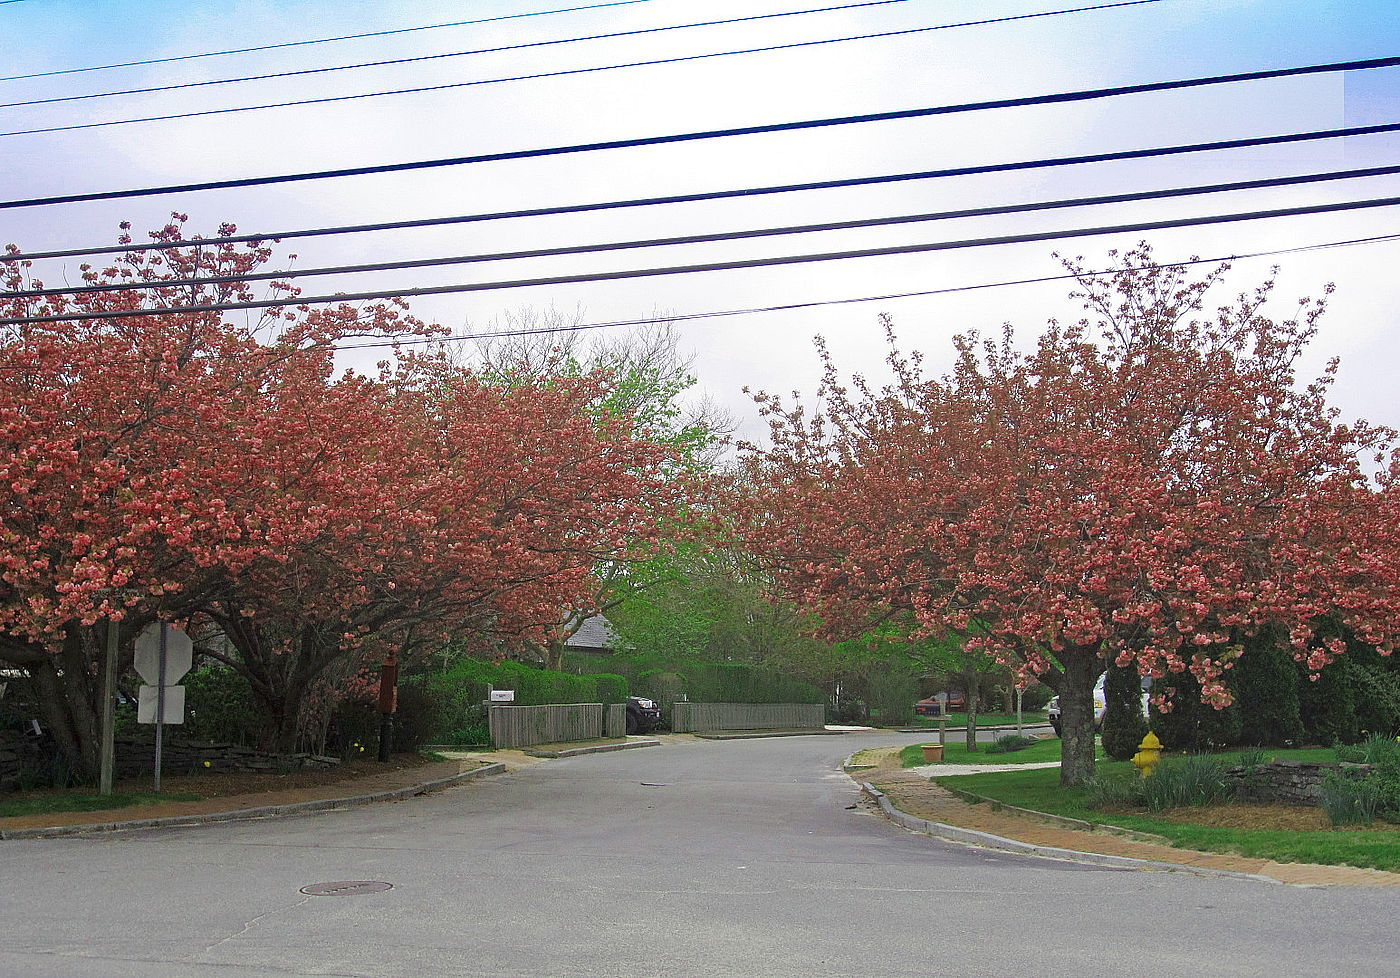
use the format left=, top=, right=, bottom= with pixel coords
left=626, top=696, right=661, bottom=734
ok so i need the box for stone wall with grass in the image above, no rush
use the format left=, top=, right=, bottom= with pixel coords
left=1225, top=759, right=1372, bottom=805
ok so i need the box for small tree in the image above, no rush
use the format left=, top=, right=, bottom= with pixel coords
left=738, top=244, right=1398, bottom=785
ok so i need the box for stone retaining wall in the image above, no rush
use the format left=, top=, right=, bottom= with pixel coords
left=114, top=736, right=341, bottom=778
left=1224, top=759, right=1371, bottom=805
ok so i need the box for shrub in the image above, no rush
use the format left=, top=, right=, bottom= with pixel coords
left=1150, top=672, right=1241, bottom=752
left=1018, top=682, right=1054, bottom=712
left=182, top=666, right=261, bottom=745
left=1322, top=770, right=1384, bottom=826
left=589, top=673, right=628, bottom=706
left=865, top=665, right=918, bottom=726
left=1100, top=661, right=1148, bottom=761
left=1233, top=629, right=1305, bottom=747
left=1352, top=665, right=1400, bottom=738
left=986, top=734, right=1037, bottom=754
left=1298, top=655, right=1359, bottom=746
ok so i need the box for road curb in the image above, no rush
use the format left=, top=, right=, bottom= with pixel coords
left=0, top=762, right=508, bottom=841
left=893, top=723, right=1052, bottom=734
left=694, top=729, right=847, bottom=740
left=526, top=739, right=660, bottom=758
left=858, top=783, right=1275, bottom=884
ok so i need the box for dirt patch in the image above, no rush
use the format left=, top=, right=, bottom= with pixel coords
left=1110, top=801, right=1397, bottom=833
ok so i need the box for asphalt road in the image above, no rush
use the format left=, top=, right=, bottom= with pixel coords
left=1, top=732, right=1395, bottom=978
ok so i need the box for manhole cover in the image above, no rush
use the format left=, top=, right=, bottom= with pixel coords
left=299, top=881, right=394, bottom=897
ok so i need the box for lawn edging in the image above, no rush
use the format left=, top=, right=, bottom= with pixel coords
left=937, top=782, right=1171, bottom=844
left=0, top=761, right=508, bottom=841
left=859, top=782, right=1275, bottom=884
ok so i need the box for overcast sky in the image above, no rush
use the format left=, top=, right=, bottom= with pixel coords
left=3, top=0, right=1397, bottom=444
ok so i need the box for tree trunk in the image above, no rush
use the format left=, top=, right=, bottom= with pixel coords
left=1058, top=648, right=1102, bottom=787
left=964, top=671, right=979, bottom=753
left=542, top=637, right=566, bottom=672
left=25, top=626, right=105, bottom=782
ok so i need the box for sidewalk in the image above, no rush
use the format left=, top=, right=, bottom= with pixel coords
left=860, top=764, right=1400, bottom=887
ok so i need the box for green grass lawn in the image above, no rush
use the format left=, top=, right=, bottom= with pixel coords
left=931, top=748, right=1400, bottom=871
left=899, top=712, right=1048, bottom=728
left=900, top=738, right=1076, bottom=767
left=0, top=790, right=202, bottom=820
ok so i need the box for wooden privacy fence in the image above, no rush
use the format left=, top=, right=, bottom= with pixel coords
left=606, top=703, right=626, bottom=739
left=671, top=702, right=825, bottom=733
left=488, top=703, right=605, bottom=749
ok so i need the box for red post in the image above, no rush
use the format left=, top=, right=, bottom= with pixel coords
left=377, top=653, right=399, bottom=762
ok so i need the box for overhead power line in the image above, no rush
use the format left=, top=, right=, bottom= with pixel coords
left=2, top=230, right=1394, bottom=371
left=12, top=123, right=1399, bottom=265
left=6, top=55, right=1397, bottom=210
left=323, top=230, right=1400, bottom=354
left=0, top=3, right=1187, bottom=137
left=0, top=0, right=661, bottom=82
left=13, top=164, right=1398, bottom=303
left=13, top=121, right=1398, bottom=265
left=0, top=1, right=1162, bottom=111
left=5, top=194, right=1398, bottom=327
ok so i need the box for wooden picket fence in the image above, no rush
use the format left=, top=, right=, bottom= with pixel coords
left=671, top=702, right=825, bottom=733
left=488, top=703, right=605, bottom=749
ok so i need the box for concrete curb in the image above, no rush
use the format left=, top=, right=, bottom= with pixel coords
left=859, top=783, right=1275, bottom=885
left=894, top=723, right=1052, bottom=734
left=0, top=762, right=508, bottom=841
left=937, top=784, right=1171, bottom=844
left=694, top=729, right=847, bottom=740
left=526, top=739, right=660, bottom=758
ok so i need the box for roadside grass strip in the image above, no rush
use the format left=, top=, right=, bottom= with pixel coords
left=0, top=791, right=202, bottom=819
left=933, top=754, right=1400, bottom=872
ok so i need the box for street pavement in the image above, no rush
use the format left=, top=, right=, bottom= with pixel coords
left=2, top=731, right=1396, bottom=978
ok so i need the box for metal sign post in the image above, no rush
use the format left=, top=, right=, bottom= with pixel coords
left=135, top=623, right=193, bottom=793
left=155, top=624, right=167, bottom=793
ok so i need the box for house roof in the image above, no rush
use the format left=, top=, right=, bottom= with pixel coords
left=565, top=614, right=621, bottom=650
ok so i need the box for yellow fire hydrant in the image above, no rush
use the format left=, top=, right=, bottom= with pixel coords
left=1131, top=731, right=1163, bottom=778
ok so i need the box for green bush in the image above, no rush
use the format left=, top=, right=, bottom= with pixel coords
left=1232, top=629, right=1305, bottom=747
left=1298, top=655, right=1359, bottom=746
left=1352, top=665, right=1400, bottom=738
left=589, top=673, right=629, bottom=706
left=986, top=734, right=1037, bottom=754
left=864, top=665, right=918, bottom=726
left=1018, top=683, right=1054, bottom=712
left=182, top=666, right=261, bottom=745
left=1100, top=661, right=1148, bottom=761
left=1150, top=672, right=1241, bottom=752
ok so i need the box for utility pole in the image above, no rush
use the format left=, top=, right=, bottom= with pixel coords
left=99, top=617, right=118, bottom=796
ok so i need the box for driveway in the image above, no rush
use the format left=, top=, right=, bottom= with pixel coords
left=1, top=731, right=1394, bottom=978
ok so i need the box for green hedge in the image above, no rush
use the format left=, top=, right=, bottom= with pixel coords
left=402, top=658, right=630, bottom=745
left=182, top=666, right=262, bottom=745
